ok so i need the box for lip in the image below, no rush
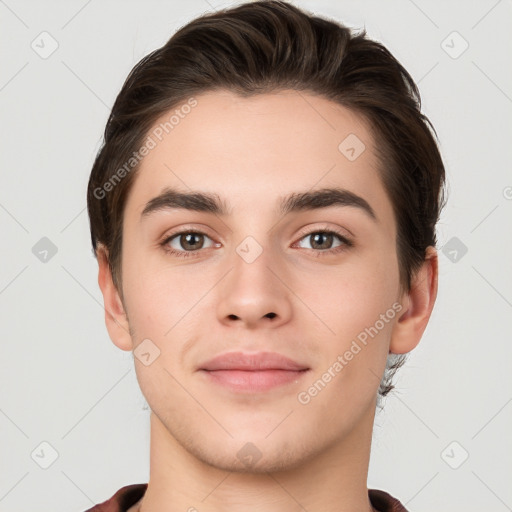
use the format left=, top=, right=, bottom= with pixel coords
left=199, top=351, right=309, bottom=371
left=198, top=351, right=310, bottom=393
left=202, top=368, right=310, bottom=392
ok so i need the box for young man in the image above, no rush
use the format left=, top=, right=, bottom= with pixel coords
left=85, top=1, right=445, bottom=511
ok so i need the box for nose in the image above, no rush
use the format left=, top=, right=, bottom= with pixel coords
left=216, top=243, right=293, bottom=329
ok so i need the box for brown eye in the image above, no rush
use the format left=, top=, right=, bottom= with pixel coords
left=176, top=233, right=205, bottom=251
left=161, top=230, right=218, bottom=258
left=309, top=232, right=335, bottom=250
left=296, top=230, right=350, bottom=252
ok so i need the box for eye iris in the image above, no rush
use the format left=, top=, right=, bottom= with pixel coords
left=311, top=232, right=333, bottom=250
left=181, top=233, right=203, bottom=250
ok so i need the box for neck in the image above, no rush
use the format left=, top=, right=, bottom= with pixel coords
left=136, top=404, right=378, bottom=512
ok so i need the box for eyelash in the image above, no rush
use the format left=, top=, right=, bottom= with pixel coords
left=160, top=227, right=353, bottom=259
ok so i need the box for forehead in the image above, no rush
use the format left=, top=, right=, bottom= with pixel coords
left=124, top=89, right=394, bottom=231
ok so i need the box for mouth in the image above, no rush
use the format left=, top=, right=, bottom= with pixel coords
left=198, top=351, right=310, bottom=393
left=200, top=368, right=310, bottom=393
left=199, top=351, right=309, bottom=371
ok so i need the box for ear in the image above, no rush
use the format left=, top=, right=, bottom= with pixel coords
left=96, top=245, right=133, bottom=351
left=389, top=246, right=438, bottom=354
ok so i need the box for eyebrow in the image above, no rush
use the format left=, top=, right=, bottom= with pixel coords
left=141, top=186, right=377, bottom=221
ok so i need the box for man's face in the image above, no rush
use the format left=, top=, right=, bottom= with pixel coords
left=118, top=89, right=403, bottom=472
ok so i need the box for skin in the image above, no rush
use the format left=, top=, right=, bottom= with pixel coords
left=97, top=89, right=438, bottom=512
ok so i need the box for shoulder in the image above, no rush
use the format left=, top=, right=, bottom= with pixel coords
left=369, top=488, right=409, bottom=512
left=82, top=483, right=148, bottom=512
left=83, top=484, right=404, bottom=512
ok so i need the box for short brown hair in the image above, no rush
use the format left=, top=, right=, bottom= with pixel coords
left=87, top=0, right=446, bottom=398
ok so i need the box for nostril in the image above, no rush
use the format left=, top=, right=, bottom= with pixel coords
left=265, top=312, right=277, bottom=319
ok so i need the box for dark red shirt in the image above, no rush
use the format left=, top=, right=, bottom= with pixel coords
left=83, top=483, right=408, bottom=511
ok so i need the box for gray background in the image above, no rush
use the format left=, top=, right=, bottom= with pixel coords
left=1, top=0, right=511, bottom=511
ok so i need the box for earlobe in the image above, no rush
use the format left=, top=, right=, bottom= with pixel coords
left=389, top=246, right=438, bottom=354
left=96, top=246, right=133, bottom=352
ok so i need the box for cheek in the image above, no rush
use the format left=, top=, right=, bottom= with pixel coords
left=122, top=254, right=213, bottom=351
left=124, top=272, right=178, bottom=334
left=293, top=247, right=399, bottom=394
left=295, top=247, right=399, bottom=334
left=301, top=292, right=398, bottom=418
left=121, top=242, right=173, bottom=333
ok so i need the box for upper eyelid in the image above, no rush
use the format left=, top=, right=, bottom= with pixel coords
left=292, top=229, right=352, bottom=249
left=162, top=226, right=216, bottom=244
left=294, top=224, right=350, bottom=239
left=163, top=226, right=351, bottom=247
